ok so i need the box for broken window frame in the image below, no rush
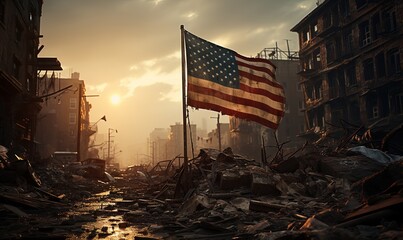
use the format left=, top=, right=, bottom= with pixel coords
left=363, top=58, right=375, bottom=81
left=375, top=52, right=386, bottom=78
left=379, top=88, right=390, bottom=118
left=308, top=110, right=316, bottom=129
left=343, top=28, right=353, bottom=56
left=326, top=41, right=336, bottom=64
left=331, top=108, right=345, bottom=126
left=387, top=48, right=401, bottom=76
left=302, top=56, right=312, bottom=71
left=359, top=20, right=371, bottom=47
left=308, top=56, right=314, bottom=70
left=301, top=27, right=310, bottom=44
left=345, top=63, right=357, bottom=87
left=315, top=81, right=323, bottom=100
left=307, top=106, right=325, bottom=130
left=311, top=20, right=318, bottom=39
left=323, top=10, right=332, bottom=30
left=366, top=93, right=379, bottom=120
left=371, top=12, right=381, bottom=41
left=69, top=98, right=78, bottom=109
left=306, top=85, right=314, bottom=101
left=318, top=107, right=325, bottom=129
left=26, top=76, right=34, bottom=92
left=382, top=8, right=397, bottom=33
left=339, top=0, right=350, bottom=17
left=348, top=99, right=361, bottom=124
left=313, top=48, right=321, bottom=69
left=69, top=113, right=77, bottom=125
left=306, top=78, right=323, bottom=101
left=328, top=71, right=339, bottom=99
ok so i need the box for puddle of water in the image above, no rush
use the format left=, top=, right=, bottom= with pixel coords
left=75, top=215, right=142, bottom=239
left=65, top=198, right=159, bottom=239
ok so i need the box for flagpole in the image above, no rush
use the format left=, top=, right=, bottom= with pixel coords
left=180, top=25, right=188, bottom=174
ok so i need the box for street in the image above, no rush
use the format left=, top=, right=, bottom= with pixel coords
left=0, top=147, right=402, bottom=239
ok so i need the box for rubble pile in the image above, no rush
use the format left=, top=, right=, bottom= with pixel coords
left=0, top=150, right=117, bottom=239
left=0, top=138, right=402, bottom=239
left=138, top=147, right=401, bottom=239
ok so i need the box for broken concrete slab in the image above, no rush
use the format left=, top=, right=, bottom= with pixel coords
left=251, top=173, right=281, bottom=196
left=319, top=155, right=386, bottom=183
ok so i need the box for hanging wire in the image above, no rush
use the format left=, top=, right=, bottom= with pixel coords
left=186, top=108, right=195, bottom=159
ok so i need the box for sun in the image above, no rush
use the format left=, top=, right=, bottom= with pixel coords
left=110, top=95, right=121, bottom=105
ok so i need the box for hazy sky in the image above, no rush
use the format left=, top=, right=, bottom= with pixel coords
left=39, top=0, right=316, bottom=166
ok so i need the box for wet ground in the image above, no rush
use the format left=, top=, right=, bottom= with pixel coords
left=0, top=177, right=167, bottom=240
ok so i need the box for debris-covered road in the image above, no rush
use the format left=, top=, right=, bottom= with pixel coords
left=0, top=144, right=402, bottom=239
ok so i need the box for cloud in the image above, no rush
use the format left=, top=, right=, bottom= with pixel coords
left=119, top=66, right=181, bottom=102
left=87, top=83, right=108, bottom=93
left=119, top=50, right=181, bottom=101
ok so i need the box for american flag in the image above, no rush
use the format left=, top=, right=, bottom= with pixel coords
left=185, top=31, right=285, bottom=129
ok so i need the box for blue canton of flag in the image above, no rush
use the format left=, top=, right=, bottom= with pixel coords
left=186, top=34, right=240, bottom=89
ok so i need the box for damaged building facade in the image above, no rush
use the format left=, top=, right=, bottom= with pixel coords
left=36, top=72, right=92, bottom=162
left=0, top=0, right=61, bottom=159
left=291, top=0, right=403, bottom=142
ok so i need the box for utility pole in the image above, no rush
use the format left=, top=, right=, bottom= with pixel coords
left=107, top=130, right=110, bottom=161
left=107, top=128, right=117, bottom=163
left=152, top=141, right=155, bottom=166
left=211, top=113, right=222, bottom=151
left=217, top=114, right=221, bottom=151
left=76, top=83, right=82, bottom=162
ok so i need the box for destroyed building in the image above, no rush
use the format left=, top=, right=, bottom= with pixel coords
left=203, top=122, right=230, bottom=152
left=148, top=128, right=170, bottom=164
left=291, top=0, right=403, bottom=143
left=0, top=0, right=61, bottom=160
left=166, top=123, right=197, bottom=160
left=36, top=72, right=92, bottom=161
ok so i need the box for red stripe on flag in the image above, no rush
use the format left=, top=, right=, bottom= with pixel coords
left=235, top=53, right=276, bottom=69
left=239, top=83, right=285, bottom=103
left=187, top=98, right=280, bottom=129
left=188, top=82, right=285, bottom=117
left=238, top=69, right=283, bottom=89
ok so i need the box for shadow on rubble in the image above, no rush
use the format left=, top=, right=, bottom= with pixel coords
left=0, top=119, right=401, bottom=239
left=124, top=122, right=403, bottom=239
left=0, top=146, right=119, bottom=239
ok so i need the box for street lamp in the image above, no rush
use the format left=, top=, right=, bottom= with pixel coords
left=107, top=128, right=118, bottom=163
left=91, top=115, right=107, bottom=127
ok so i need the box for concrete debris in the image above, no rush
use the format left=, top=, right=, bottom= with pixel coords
left=0, top=139, right=402, bottom=239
